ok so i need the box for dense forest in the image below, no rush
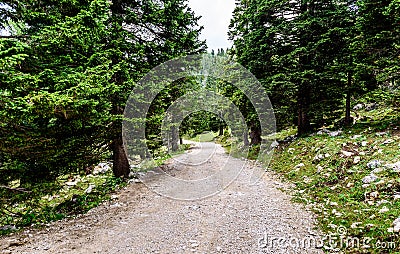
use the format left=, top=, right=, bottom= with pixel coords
left=1, top=0, right=398, bottom=181
left=0, top=0, right=399, bottom=242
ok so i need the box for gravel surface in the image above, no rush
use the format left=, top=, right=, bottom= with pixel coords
left=0, top=142, right=323, bottom=254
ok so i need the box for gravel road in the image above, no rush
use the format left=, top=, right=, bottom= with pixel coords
left=1, top=142, right=323, bottom=254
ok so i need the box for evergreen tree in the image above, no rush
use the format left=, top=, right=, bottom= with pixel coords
left=0, top=0, right=205, bottom=181
left=356, top=0, right=400, bottom=84
left=229, top=0, right=357, bottom=134
left=1, top=0, right=115, bottom=182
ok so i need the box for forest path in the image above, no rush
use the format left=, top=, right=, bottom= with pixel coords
left=1, top=142, right=323, bottom=254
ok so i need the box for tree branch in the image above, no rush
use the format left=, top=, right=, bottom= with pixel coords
left=0, top=185, right=31, bottom=193
left=0, top=35, right=29, bottom=39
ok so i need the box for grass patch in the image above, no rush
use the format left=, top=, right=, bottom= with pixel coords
left=271, top=127, right=400, bottom=252
left=268, top=94, right=400, bottom=253
left=186, top=131, right=217, bottom=142
left=0, top=167, right=125, bottom=235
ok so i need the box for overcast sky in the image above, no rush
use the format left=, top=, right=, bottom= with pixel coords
left=187, top=0, right=236, bottom=52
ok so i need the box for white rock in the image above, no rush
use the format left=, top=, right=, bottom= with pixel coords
left=271, top=141, right=279, bottom=148
left=313, top=154, right=324, bottom=161
left=347, top=182, right=354, bottom=188
left=353, top=156, right=361, bottom=164
left=65, top=181, right=78, bottom=186
left=341, top=150, right=354, bottom=157
left=84, top=184, right=95, bottom=194
left=335, top=212, right=342, bottom=217
left=369, top=191, right=379, bottom=199
left=351, top=222, right=362, bottom=228
left=92, top=162, right=111, bottom=175
left=110, top=202, right=121, bottom=208
left=128, top=178, right=141, bottom=184
left=371, top=167, right=384, bottom=174
left=384, top=161, right=400, bottom=172
left=328, top=224, right=338, bottom=229
left=328, top=130, right=342, bottom=137
left=351, top=135, right=362, bottom=139
left=376, top=200, right=389, bottom=206
left=361, top=141, right=368, bottom=147
left=0, top=225, right=17, bottom=231
left=379, top=206, right=389, bottom=213
left=353, top=104, right=363, bottom=110
left=362, top=174, right=378, bottom=184
left=367, top=160, right=382, bottom=169
left=294, top=163, right=305, bottom=169
left=394, top=194, right=400, bottom=200
left=382, top=139, right=394, bottom=145
left=393, top=218, right=400, bottom=232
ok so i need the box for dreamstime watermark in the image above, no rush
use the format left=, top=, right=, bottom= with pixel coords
left=258, top=226, right=397, bottom=252
left=122, top=54, right=276, bottom=200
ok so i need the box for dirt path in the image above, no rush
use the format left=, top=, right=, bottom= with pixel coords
left=1, top=142, right=323, bottom=254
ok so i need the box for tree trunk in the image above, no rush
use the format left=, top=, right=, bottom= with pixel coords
left=112, top=136, right=130, bottom=178
left=344, top=72, right=352, bottom=126
left=171, top=126, right=179, bottom=152
left=249, top=125, right=262, bottom=145
left=110, top=0, right=129, bottom=178
left=297, top=1, right=312, bottom=136
left=297, top=91, right=311, bottom=135
left=219, top=125, right=224, bottom=136
left=243, top=129, right=249, bottom=146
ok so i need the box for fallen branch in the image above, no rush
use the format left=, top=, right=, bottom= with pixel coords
left=0, top=185, right=31, bottom=193
left=0, top=35, right=29, bottom=39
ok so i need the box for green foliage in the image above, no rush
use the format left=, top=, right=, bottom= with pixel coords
left=0, top=0, right=205, bottom=181
left=180, top=112, right=222, bottom=138
left=229, top=0, right=399, bottom=134
left=0, top=0, right=115, bottom=182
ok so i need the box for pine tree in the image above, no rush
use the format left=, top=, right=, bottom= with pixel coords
left=1, top=0, right=115, bottom=181
left=356, top=0, right=400, bottom=84
left=0, top=0, right=205, bottom=180
left=229, top=0, right=354, bottom=135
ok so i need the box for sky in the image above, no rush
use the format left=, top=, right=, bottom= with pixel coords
left=187, top=0, right=236, bottom=52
